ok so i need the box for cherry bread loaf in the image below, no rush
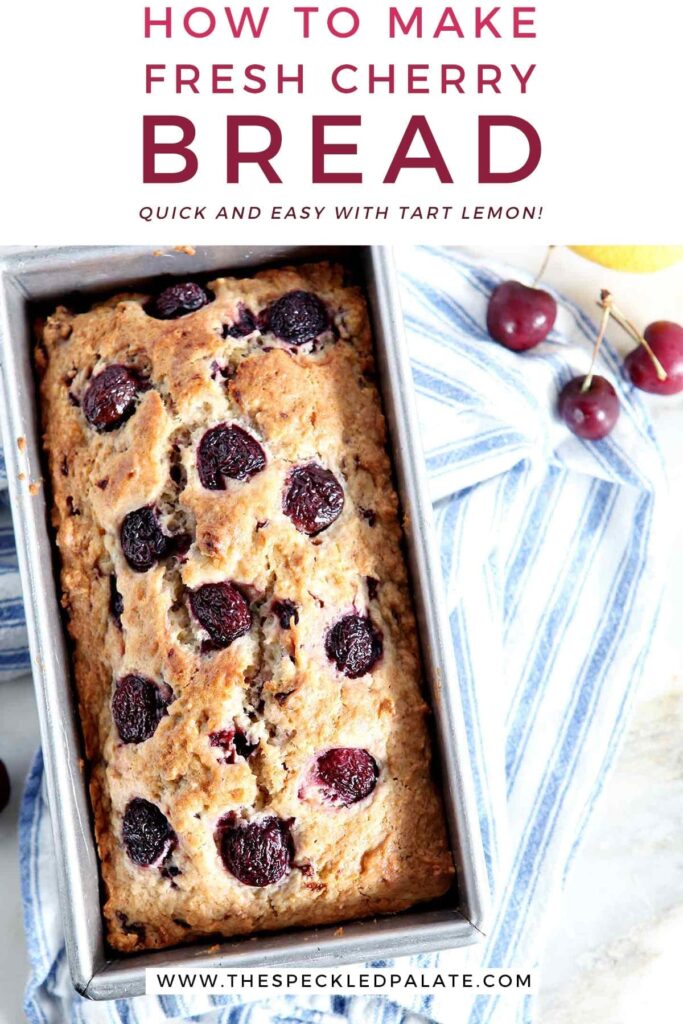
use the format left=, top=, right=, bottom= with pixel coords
left=37, top=261, right=454, bottom=952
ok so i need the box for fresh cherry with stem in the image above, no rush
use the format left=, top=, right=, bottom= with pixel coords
left=486, top=246, right=558, bottom=351
left=599, top=291, right=683, bottom=395
left=558, top=295, right=620, bottom=441
left=625, top=322, right=683, bottom=395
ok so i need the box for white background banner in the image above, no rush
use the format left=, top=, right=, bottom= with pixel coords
left=0, top=0, right=681, bottom=242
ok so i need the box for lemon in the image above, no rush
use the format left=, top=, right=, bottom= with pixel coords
left=569, top=246, right=683, bottom=273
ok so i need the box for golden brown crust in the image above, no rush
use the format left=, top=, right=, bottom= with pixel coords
left=38, top=261, right=453, bottom=952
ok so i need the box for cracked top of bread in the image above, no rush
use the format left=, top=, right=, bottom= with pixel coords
left=37, top=260, right=453, bottom=952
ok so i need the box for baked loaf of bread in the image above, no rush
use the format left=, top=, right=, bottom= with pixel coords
left=37, top=261, right=453, bottom=952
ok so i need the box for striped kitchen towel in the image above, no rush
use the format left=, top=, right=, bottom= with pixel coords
left=17, top=248, right=667, bottom=1024
left=0, top=469, right=30, bottom=678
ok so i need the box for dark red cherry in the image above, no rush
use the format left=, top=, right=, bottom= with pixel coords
left=216, top=815, right=293, bottom=886
left=272, top=599, right=299, bottom=629
left=487, top=280, right=557, bottom=351
left=83, top=365, right=142, bottom=431
left=112, top=674, right=174, bottom=744
left=209, top=728, right=257, bottom=763
left=122, top=798, right=176, bottom=866
left=283, top=464, right=344, bottom=536
left=325, top=614, right=383, bottom=678
left=120, top=506, right=170, bottom=572
left=558, top=375, right=620, bottom=440
left=625, top=321, right=683, bottom=395
left=197, top=424, right=266, bottom=489
left=146, top=281, right=211, bottom=320
left=311, top=748, right=379, bottom=806
left=0, top=760, right=10, bottom=814
left=146, top=282, right=212, bottom=320
left=264, top=290, right=329, bottom=345
left=189, top=582, right=251, bottom=649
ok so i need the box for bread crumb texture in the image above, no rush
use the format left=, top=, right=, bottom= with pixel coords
left=38, top=262, right=453, bottom=952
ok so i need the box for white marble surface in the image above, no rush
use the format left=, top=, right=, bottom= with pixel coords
left=0, top=246, right=681, bottom=1022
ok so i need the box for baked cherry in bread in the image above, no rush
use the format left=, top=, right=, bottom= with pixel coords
left=216, top=815, right=294, bottom=886
left=197, top=424, right=266, bottom=488
left=325, top=614, right=383, bottom=678
left=112, top=675, right=174, bottom=744
left=283, top=464, right=344, bottom=536
left=189, top=582, right=252, bottom=648
left=83, top=365, right=143, bottom=431
left=146, top=282, right=211, bottom=320
left=120, top=506, right=170, bottom=572
left=122, top=798, right=176, bottom=866
left=309, top=748, right=379, bottom=806
left=264, top=290, right=329, bottom=344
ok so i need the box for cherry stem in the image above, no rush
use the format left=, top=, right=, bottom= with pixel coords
left=582, top=295, right=612, bottom=393
left=598, top=290, right=668, bottom=382
left=532, top=245, right=555, bottom=287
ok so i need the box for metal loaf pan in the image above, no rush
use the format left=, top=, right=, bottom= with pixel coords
left=0, top=245, right=489, bottom=999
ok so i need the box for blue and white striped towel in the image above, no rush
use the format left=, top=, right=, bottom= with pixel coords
left=16, top=248, right=667, bottom=1024
left=0, top=484, right=29, bottom=679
